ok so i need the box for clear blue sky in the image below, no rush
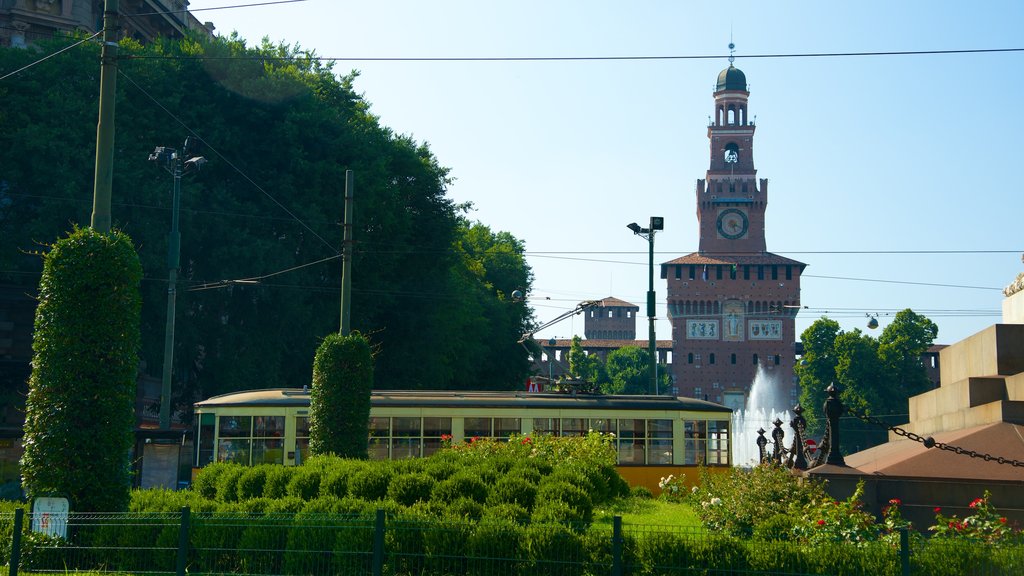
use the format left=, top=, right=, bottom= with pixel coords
left=188, top=0, right=1023, bottom=346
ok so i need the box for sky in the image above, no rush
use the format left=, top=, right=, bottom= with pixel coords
left=186, top=0, right=1023, bottom=346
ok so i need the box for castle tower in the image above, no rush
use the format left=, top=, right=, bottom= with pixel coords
left=584, top=297, right=640, bottom=340
left=661, top=52, right=806, bottom=411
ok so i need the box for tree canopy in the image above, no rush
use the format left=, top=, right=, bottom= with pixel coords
left=0, top=34, right=534, bottom=419
left=796, top=310, right=938, bottom=449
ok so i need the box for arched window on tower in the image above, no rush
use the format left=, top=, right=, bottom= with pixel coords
left=727, top=105, right=737, bottom=125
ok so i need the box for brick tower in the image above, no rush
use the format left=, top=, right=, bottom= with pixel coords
left=661, top=54, right=805, bottom=411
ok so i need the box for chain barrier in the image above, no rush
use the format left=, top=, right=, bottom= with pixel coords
left=844, top=405, right=1024, bottom=468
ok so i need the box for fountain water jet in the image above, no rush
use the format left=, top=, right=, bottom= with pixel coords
left=731, top=365, right=791, bottom=466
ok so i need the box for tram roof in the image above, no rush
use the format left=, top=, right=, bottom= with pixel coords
left=194, top=389, right=732, bottom=413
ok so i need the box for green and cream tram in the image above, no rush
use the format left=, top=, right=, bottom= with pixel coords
left=194, top=389, right=732, bottom=489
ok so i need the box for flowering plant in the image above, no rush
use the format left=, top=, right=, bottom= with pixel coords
left=930, top=491, right=1019, bottom=543
left=793, top=481, right=879, bottom=546
left=658, top=473, right=688, bottom=503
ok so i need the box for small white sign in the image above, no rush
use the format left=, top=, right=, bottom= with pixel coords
left=32, top=497, right=70, bottom=539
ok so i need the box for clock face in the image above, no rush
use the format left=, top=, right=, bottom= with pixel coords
left=717, top=209, right=749, bottom=240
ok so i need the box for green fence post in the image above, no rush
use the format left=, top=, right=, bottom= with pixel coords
left=176, top=506, right=190, bottom=576
left=372, top=508, right=385, bottom=576
left=8, top=508, right=22, bottom=576
left=900, top=527, right=910, bottom=576
left=612, top=515, right=622, bottom=576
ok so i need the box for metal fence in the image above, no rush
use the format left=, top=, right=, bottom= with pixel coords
left=2, top=508, right=1022, bottom=576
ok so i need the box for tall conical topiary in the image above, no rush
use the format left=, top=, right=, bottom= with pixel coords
left=21, top=227, right=142, bottom=511
left=309, top=332, right=374, bottom=458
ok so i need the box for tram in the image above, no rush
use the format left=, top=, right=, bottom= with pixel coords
left=193, top=389, right=732, bottom=488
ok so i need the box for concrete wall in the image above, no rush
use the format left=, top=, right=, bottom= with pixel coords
left=938, top=324, right=1024, bottom=383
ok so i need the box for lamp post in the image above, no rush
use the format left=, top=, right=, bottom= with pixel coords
left=627, top=216, right=664, bottom=395
left=149, top=138, right=206, bottom=430
left=548, top=337, right=557, bottom=383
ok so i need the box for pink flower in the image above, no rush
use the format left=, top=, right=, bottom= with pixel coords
left=888, top=498, right=901, bottom=506
left=521, top=436, right=532, bottom=444
left=817, top=519, right=826, bottom=526
left=933, top=507, right=941, bottom=513
left=471, top=435, right=480, bottom=443
left=969, top=497, right=983, bottom=509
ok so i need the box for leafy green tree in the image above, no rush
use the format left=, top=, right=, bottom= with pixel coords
left=878, top=309, right=938, bottom=401
left=602, top=347, right=650, bottom=395
left=0, top=34, right=535, bottom=420
left=568, top=335, right=603, bottom=384
left=309, top=332, right=374, bottom=458
left=796, top=310, right=937, bottom=450
left=21, top=228, right=141, bottom=511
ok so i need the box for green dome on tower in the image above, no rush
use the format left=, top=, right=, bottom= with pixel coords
left=716, top=65, right=747, bottom=91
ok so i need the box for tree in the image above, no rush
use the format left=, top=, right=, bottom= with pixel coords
left=602, top=347, right=651, bottom=395
left=796, top=310, right=937, bottom=450
left=309, top=332, right=374, bottom=458
left=568, top=335, right=603, bottom=384
left=1, top=34, right=535, bottom=420
left=21, top=228, right=141, bottom=511
left=878, top=309, right=938, bottom=401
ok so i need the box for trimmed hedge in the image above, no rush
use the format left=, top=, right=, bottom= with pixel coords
left=309, top=332, right=373, bottom=458
left=21, top=227, right=142, bottom=512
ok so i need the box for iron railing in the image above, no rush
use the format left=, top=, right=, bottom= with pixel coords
left=2, top=508, right=1022, bottom=576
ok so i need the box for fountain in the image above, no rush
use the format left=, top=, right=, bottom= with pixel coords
left=731, top=365, right=791, bottom=466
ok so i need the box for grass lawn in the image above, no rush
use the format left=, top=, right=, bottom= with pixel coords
left=593, top=496, right=704, bottom=531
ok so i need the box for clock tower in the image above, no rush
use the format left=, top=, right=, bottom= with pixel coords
left=662, top=52, right=806, bottom=412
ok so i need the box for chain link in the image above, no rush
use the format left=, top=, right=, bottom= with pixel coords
left=844, top=405, right=1024, bottom=468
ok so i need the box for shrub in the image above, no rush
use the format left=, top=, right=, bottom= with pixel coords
left=486, top=476, right=537, bottom=509
left=320, top=468, right=351, bottom=498
left=215, top=466, right=246, bottom=503
left=467, top=519, right=526, bottom=576
left=483, top=502, right=530, bottom=524
left=309, top=332, right=373, bottom=458
left=21, top=227, right=141, bottom=512
left=753, top=513, right=797, bottom=541
left=930, top=491, right=1020, bottom=543
left=286, top=467, right=322, bottom=500
left=690, top=464, right=827, bottom=538
left=432, top=471, right=488, bottom=504
left=347, top=465, right=392, bottom=501
left=793, top=481, right=879, bottom=545
left=536, top=480, right=593, bottom=524
left=262, top=465, right=295, bottom=499
left=191, top=462, right=237, bottom=500
left=236, top=465, right=270, bottom=500
left=525, top=523, right=585, bottom=576
left=387, top=472, right=435, bottom=506
left=531, top=499, right=588, bottom=526
left=507, top=463, right=543, bottom=485
left=447, top=497, right=484, bottom=519
left=630, top=485, right=654, bottom=499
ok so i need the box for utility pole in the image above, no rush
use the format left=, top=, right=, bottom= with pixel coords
left=150, top=140, right=205, bottom=430
left=90, top=0, right=119, bottom=233
left=340, top=170, right=353, bottom=335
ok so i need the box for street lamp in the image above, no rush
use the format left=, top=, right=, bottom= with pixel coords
left=548, top=337, right=557, bottom=383
left=627, top=216, right=664, bottom=395
left=149, top=137, right=206, bottom=430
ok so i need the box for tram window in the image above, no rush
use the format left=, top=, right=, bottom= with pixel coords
left=219, top=416, right=250, bottom=438
left=368, top=417, right=390, bottom=460
left=560, top=418, right=587, bottom=436
left=684, top=421, right=709, bottom=465
left=253, top=416, right=285, bottom=465
left=464, top=417, right=492, bottom=439
left=617, top=419, right=647, bottom=465
left=295, top=417, right=310, bottom=465
left=196, top=413, right=215, bottom=467
left=532, top=418, right=558, bottom=435
left=648, top=419, right=673, bottom=465
left=706, top=420, right=731, bottom=465
left=589, top=418, right=614, bottom=434
left=218, top=416, right=252, bottom=464
left=494, top=418, right=522, bottom=439
left=423, top=417, right=452, bottom=456
left=391, top=417, right=422, bottom=460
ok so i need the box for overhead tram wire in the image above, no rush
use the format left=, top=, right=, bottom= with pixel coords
left=0, top=30, right=102, bottom=81
left=117, top=70, right=339, bottom=255
left=124, top=46, right=1024, bottom=64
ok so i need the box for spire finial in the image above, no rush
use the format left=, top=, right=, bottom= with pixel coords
left=728, top=41, right=736, bottom=65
